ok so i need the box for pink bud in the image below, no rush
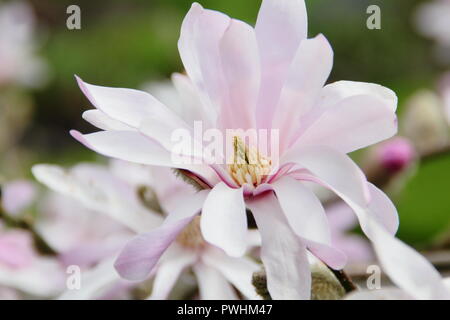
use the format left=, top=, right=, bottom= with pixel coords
left=376, top=137, right=416, bottom=173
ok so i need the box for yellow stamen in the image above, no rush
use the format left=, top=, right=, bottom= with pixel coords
left=227, top=136, right=272, bottom=187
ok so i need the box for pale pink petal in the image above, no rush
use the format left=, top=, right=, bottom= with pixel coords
left=1, top=180, right=35, bottom=215
left=171, top=73, right=215, bottom=127
left=58, top=257, right=122, bottom=300
left=114, top=190, right=208, bottom=281
left=273, top=34, right=334, bottom=151
left=283, top=147, right=399, bottom=237
left=272, top=176, right=330, bottom=244
left=218, top=19, right=259, bottom=130
left=301, top=238, right=347, bottom=270
left=70, top=130, right=172, bottom=168
left=247, top=193, right=311, bottom=300
left=193, top=262, right=238, bottom=300
left=149, top=248, right=196, bottom=300
left=255, top=0, right=308, bottom=128
left=82, top=110, right=135, bottom=131
left=293, top=94, right=398, bottom=154
left=178, top=3, right=230, bottom=113
left=367, top=219, right=450, bottom=300
left=76, top=76, right=186, bottom=129
left=318, top=80, right=397, bottom=113
left=364, top=184, right=399, bottom=235
left=203, top=248, right=260, bottom=299
left=201, top=182, right=247, bottom=257
left=282, top=145, right=370, bottom=207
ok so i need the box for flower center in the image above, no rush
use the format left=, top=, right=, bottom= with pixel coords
left=227, top=136, right=272, bottom=187
left=176, top=216, right=205, bottom=249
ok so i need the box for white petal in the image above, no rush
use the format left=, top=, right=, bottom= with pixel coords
left=294, top=94, right=397, bottom=153
left=178, top=3, right=230, bottom=113
left=367, top=219, right=450, bottom=300
left=218, top=19, right=259, bottom=130
left=70, top=130, right=172, bottom=168
left=319, top=80, right=397, bottom=112
left=255, top=0, right=308, bottom=128
left=82, top=110, right=135, bottom=131
left=193, top=262, right=238, bottom=300
left=282, top=145, right=370, bottom=208
left=149, top=248, right=196, bottom=300
left=273, top=34, right=334, bottom=151
left=76, top=76, right=185, bottom=129
left=0, top=257, right=64, bottom=297
left=115, top=190, right=208, bottom=281
left=272, top=176, right=330, bottom=244
left=58, top=257, right=121, bottom=300
left=247, top=193, right=311, bottom=300
left=203, top=248, right=260, bottom=300
left=171, top=73, right=215, bottom=127
left=201, top=182, right=247, bottom=257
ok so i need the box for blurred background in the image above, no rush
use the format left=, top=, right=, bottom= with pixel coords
left=1, top=0, right=449, bottom=256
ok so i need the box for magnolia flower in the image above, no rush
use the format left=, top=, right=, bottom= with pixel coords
left=71, top=0, right=398, bottom=299
left=0, top=1, right=48, bottom=88
left=33, top=162, right=260, bottom=300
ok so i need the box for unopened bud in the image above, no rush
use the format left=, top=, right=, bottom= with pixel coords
left=375, top=137, right=416, bottom=173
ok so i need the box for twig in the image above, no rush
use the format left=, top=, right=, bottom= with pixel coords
left=327, top=268, right=357, bottom=293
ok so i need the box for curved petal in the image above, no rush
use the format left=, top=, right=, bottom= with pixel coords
left=178, top=3, right=230, bottom=113
left=171, top=73, right=215, bottom=127
left=218, top=19, right=259, bottom=130
left=149, top=248, right=196, bottom=300
left=70, top=130, right=172, bottom=168
left=193, top=262, right=238, bottom=300
left=200, top=182, right=247, bottom=257
left=255, top=0, right=308, bottom=128
left=273, top=34, right=334, bottom=151
left=247, top=193, right=311, bottom=300
left=82, top=110, right=135, bottom=131
left=114, top=190, right=208, bottom=281
left=76, top=76, right=186, bottom=129
left=367, top=219, right=450, bottom=300
left=282, top=145, right=370, bottom=207
left=203, top=248, right=260, bottom=300
left=272, top=176, right=330, bottom=244
left=319, top=80, right=398, bottom=112
left=282, top=147, right=399, bottom=238
left=294, top=94, right=398, bottom=154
